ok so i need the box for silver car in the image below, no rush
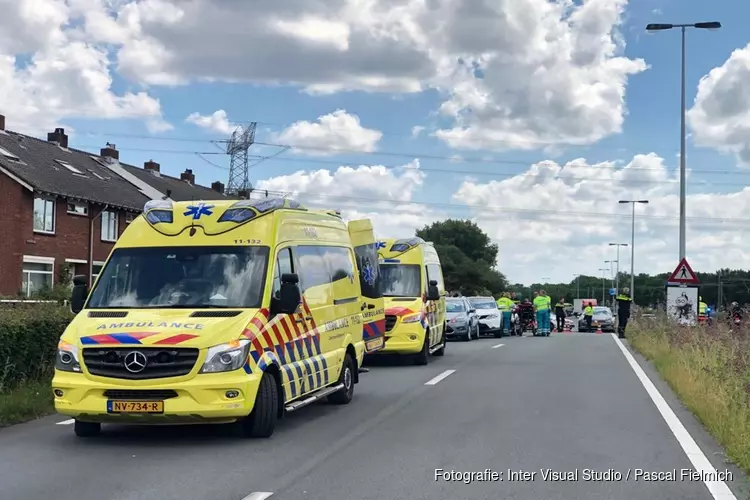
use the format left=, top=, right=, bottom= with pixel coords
left=445, top=297, right=479, bottom=341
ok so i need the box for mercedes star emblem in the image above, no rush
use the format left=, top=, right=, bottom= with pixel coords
left=124, top=351, right=148, bottom=373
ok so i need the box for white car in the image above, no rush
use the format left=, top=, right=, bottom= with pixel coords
left=468, top=296, right=502, bottom=337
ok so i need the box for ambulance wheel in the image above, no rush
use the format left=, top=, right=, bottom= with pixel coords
left=433, top=326, right=446, bottom=356
left=328, top=354, right=355, bottom=405
left=74, top=420, right=100, bottom=437
left=413, top=332, right=430, bottom=365
left=241, top=372, right=278, bottom=438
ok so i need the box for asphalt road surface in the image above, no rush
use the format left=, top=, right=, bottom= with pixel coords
left=1, top=332, right=747, bottom=500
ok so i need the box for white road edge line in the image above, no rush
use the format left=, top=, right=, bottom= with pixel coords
left=56, top=419, right=74, bottom=425
left=611, top=333, right=737, bottom=500
left=424, top=369, right=456, bottom=386
left=240, top=492, right=273, bottom=500
left=491, top=343, right=505, bottom=349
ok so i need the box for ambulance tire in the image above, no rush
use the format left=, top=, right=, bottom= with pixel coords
left=413, top=332, right=430, bottom=365
left=328, top=354, right=355, bottom=405
left=74, top=420, right=100, bottom=437
left=241, top=373, right=278, bottom=438
left=433, top=325, right=446, bottom=356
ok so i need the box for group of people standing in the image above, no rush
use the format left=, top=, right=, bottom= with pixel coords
left=494, top=288, right=633, bottom=339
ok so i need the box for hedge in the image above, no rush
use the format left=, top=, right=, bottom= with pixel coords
left=0, top=304, right=73, bottom=392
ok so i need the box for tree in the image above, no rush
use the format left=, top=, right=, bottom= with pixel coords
left=416, top=220, right=508, bottom=296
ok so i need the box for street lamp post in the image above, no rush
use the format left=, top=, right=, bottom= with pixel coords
left=645, top=21, right=721, bottom=260
left=609, top=243, right=628, bottom=295
left=619, top=200, right=649, bottom=302
left=605, top=260, right=618, bottom=307
left=573, top=274, right=581, bottom=299
left=598, top=268, right=608, bottom=303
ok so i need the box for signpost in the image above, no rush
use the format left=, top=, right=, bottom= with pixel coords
left=665, top=258, right=700, bottom=325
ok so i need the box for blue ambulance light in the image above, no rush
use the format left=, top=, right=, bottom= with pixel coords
left=218, top=197, right=304, bottom=223
left=146, top=210, right=173, bottom=224
left=144, top=199, right=173, bottom=225
left=382, top=259, right=401, bottom=263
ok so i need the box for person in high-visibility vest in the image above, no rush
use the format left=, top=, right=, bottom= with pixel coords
left=698, top=296, right=707, bottom=324
left=533, top=292, right=550, bottom=336
left=554, top=297, right=566, bottom=332
left=496, top=292, right=514, bottom=336
left=583, top=302, right=594, bottom=332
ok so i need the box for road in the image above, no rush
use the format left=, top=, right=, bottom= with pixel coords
left=0, top=332, right=747, bottom=500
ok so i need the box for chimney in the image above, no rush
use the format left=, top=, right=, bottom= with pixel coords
left=211, top=181, right=225, bottom=194
left=180, top=168, right=195, bottom=184
left=47, top=128, right=69, bottom=148
left=100, top=143, right=119, bottom=161
left=144, top=159, right=160, bottom=173
left=0, top=114, right=5, bottom=131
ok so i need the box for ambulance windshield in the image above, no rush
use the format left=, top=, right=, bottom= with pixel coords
left=379, top=263, right=421, bottom=298
left=86, top=246, right=269, bottom=309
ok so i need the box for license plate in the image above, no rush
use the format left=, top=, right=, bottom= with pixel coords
left=107, top=400, right=164, bottom=414
left=366, top=337, right=384, bottom=352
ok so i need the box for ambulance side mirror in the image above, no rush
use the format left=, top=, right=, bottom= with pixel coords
left=277, top=273, right=302, bottom=315
left=426, top=280, right=440, bottom=301
left=70, top=275, right=89, bottom=314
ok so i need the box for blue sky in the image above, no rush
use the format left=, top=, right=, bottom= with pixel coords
left=2, top=0, right=750, bottom=284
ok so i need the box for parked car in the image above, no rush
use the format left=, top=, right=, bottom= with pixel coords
left=468, top=296, right=502, bottom=336
left=577, top=306, right=615, bottom=332
left=445, top=297, right=479, bottom=341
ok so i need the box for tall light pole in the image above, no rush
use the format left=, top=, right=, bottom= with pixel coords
left=609, top=243, right=628, bottom=295
left=605, top=260, right=617, bottom=306
left=598, top=268, right=608, bottom=303
left=619, top=200, right=649, bottom=302
left=645, top=21, right=721, bottom=260
left=573, top=274, right=581, bottom=299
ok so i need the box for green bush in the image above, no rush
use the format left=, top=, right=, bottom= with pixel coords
left=0, top=304, right=73, bottom=392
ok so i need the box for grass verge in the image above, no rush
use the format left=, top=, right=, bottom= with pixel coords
left=0, top=379, right=54, bottom=428
left=628, top=315, right=750, bottom=475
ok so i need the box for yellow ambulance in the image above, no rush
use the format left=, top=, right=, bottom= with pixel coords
left=375, top=237, right=447, bottom=364
left=53, top=197, right=380, bottom=438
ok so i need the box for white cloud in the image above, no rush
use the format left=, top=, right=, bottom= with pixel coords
left=274, top=110, right=383, bottom=155
left=688, top=43, right=750, bottom=165
left=411, top=126, right=425, bottom=138
left=254, top=159, right=442, bottom=237
left=0, top=0, right=169, bottom=135
left=93, top=0, right=645, bottom=151
left=185, top=109, right=238, bottom=135
left=255, top=153, right=750, bottom=285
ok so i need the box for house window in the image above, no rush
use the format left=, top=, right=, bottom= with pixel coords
left=92, top=262, right=104, bottom=283
left=125, top=213, right=136, bottom=224
left=33, top=197, right=55, bottom=233
left=21, top=256, right=54, bottom=297
left=67, top=201, right=88, bottom=216
left=101, top=211, right=118, bottom=242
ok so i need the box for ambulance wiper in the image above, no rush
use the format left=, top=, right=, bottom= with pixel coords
left=158, top=304, right=232, bottom=309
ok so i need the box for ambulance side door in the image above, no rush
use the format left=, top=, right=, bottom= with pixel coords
left=347, top=220, right=385, bottom=354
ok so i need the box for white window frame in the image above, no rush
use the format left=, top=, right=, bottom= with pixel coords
left=33, top=196, right=56, bottom=234
left=92, top=261, right=105, bottom=283
left=101, top=210, right=118, bottom=242
left=125, top=212, right=136, bottom=224
left=21, top=255, right=54, bottom=297
left=66, top=201, right=88, bottom=217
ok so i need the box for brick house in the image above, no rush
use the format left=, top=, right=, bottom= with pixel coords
left=0, top=114, right=232, bottom=297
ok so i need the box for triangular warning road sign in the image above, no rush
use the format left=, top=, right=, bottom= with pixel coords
left=667, top=258, right=700, bottom=284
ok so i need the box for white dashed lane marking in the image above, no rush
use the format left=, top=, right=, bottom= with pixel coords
left=424, top=369, right=456, bottom=386
left=56, top=419, right=74, bottom=425
left=491, top=343, right=505, bottom=349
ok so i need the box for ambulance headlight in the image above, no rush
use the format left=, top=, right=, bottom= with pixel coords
left=200, top=339, right=251, bottom=373
left=55, top=341, right=81, bottom=373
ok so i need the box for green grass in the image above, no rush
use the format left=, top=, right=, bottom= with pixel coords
left=629, top=315, right=750, bottom=475
left=0, top=379, right=55, bottom=428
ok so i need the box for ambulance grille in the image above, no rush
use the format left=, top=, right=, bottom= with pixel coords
left=385, top=315, right=397, bottom=332
left=82, top=347, right=199, bottom=380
